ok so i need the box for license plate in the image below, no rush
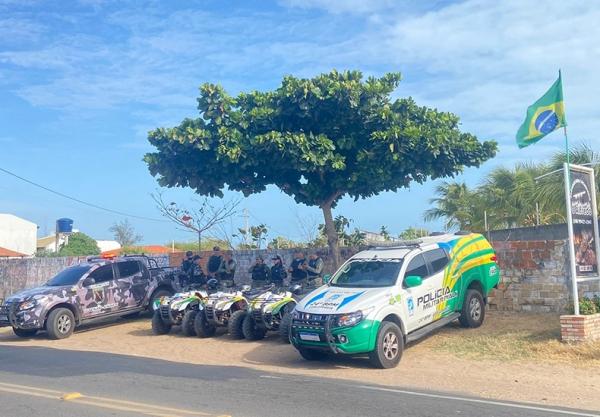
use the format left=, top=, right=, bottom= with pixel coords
left=299, top=332, right=320, bottom=342
left=0, top=315, right=8, bottom=322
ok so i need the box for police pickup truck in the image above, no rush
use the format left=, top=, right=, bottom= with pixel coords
left=0, top=255, right=178, bottom=339
left=290, top=233, right=500, bottom=368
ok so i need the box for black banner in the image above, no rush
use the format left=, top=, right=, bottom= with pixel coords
left=570, top=168, right=598, bottom=276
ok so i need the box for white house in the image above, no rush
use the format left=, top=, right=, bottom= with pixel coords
left=0, top=214, right=38, bottom=256
left=96, top=240, right=121, bottom=253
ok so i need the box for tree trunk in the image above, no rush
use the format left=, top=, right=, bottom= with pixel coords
left=321, top=201, right=341, bottom=270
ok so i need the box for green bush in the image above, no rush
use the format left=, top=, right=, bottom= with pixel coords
left=594, top=296, right=600, bottom=312
left=579, top=297, right=598, bottom=315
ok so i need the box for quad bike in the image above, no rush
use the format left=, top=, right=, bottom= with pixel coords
left=242, top=284, right=304, bottom=343
left=193, top=282, right=267, bottom=339
left=151, top=287, right=208, bottom=336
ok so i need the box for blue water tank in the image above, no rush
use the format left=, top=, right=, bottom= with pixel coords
left=56, top=218, right=74, bottom=234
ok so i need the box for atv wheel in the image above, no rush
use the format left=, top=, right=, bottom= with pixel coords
left=242, top=315, right=266, bottom=340
left=298, top=347, right=327, bottom=361
left=368, top=321, right=403, bottom=369
left=228, top=310, right=247, bottom=339
left=12, top=327, right=38, bottom=338
left=279, top=312, right=292, bottom=343
left=459, top=289, right=485, bottom=328
left=181, top=310, right=198, bottom=337
left=194, top=310, right=216, bottom=338
left=148, top=289, right=173, bottom=312
left=151, top=310, right=172, bottom=335
left=46, top=308, right=75, bottom=340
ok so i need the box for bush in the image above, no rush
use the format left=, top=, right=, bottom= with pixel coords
left=579, top=297, right=598, bottom=315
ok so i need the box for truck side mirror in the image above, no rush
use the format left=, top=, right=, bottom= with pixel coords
left=82, top=277, right=96, bottom=287
left=323, top=274, right=332, bottom=284
left=404, top=275, right=422, bottom=288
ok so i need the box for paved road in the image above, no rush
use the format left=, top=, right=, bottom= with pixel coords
left=0, top=345, right=597, bottom=417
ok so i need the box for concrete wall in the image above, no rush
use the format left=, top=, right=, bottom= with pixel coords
left=0, top=214, right=38, bottom=256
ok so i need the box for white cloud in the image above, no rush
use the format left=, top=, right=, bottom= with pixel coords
left=2, top=0, right=599, bottom=165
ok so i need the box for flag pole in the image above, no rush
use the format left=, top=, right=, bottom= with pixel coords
left=561, top=69, right=580, bottom=315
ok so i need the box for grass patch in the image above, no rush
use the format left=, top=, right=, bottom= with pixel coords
left=422, top=312, right=600, bottom=366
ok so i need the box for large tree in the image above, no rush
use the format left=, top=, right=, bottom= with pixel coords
left=144, top=70, right=497, bottom=267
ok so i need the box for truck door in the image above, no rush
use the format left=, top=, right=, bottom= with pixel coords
left=79, top=264, right=118, bottom=318
left=402, top=253, right=431, bottom=332
left=421, top=248, right=451, bottom=320
left=116, top=260, right=148, bottom=308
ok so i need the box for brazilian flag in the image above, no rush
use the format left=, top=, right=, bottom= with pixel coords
left=516, top=72, right=567, bottom=148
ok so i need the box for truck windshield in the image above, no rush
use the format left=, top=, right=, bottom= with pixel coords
left=46, top=265, right=92, bottom=286
left=330, top=260, right=403, bottom=288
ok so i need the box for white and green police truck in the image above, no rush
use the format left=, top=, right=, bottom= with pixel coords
left=290, top=233, right=500, bottom=368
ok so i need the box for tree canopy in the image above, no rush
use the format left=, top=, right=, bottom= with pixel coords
left=59, top=232, right=100, bottom=256
left=145, top=70, right=497, bottom=266
left=109, top=219, right=142, bottom=247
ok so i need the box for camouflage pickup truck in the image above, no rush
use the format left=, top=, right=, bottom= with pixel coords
left=0, top=255, right=178, bottom=339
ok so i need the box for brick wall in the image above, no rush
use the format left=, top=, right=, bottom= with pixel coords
left=488, top=240, right=570, bottom=313
left=560, top=314, right=600, bottom=342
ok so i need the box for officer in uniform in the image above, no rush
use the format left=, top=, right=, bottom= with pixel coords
left=304, top=253, right=324, bottom=287
left=248, top=256, right=270, bottom=288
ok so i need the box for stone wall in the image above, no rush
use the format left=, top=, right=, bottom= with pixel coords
left=0, top=255, right=169, bottom=302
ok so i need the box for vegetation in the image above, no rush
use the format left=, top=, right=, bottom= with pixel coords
left=399, top=227, right=429, bottom=240
left=424, top=144, right=599, bottom=232
left=144, top=70, right=496, bottom=268
left=167, top=239, right=229, bottom=252
left=236, top=224, right=268, bottom=249
left=109, top=219, right=143, bottom=247
left=58, top=232, right=100, bottom=256
left=268, top=236, right=300, bottom=249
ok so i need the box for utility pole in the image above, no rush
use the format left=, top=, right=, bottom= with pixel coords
left=242, top=208, right=249, bottom=246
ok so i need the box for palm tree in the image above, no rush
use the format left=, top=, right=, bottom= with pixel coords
left=424, top=181, right=483, bottom=231
left=535, top=144, right=600, bottom=220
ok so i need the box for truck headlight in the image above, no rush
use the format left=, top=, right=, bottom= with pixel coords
left=337, top=311, right=363, bottom=327
left=292, top=309, right=300, bottom=320
left=19, top=299, right=37, bottom=310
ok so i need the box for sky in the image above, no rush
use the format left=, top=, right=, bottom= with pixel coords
left=1, top=0, right=599, bottom=245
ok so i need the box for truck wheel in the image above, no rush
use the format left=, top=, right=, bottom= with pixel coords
left=194, top=310, right=216, bottom=338
left=298, top=347, right=327, bottom=361
left=46, top=308, right=75, bottom=340
left=368, top=321, right=403, bottom=369
left=242, top=315, right=266, bottom=340
left=12, top=328, right=37, bottom=338
left=151, top=310, right=171, bottom=335
left=279, top=312, right=292, bottom=343
left=148, top=289, right=173, bottom=312
left=459, top=289, right=485, bottom=328
left=228, top=310, right=247, bottom=339
left=181, top=310, right=198, bottom=337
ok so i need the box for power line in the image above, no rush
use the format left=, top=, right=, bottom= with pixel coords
left=0, top=166, right=167, bottom=223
